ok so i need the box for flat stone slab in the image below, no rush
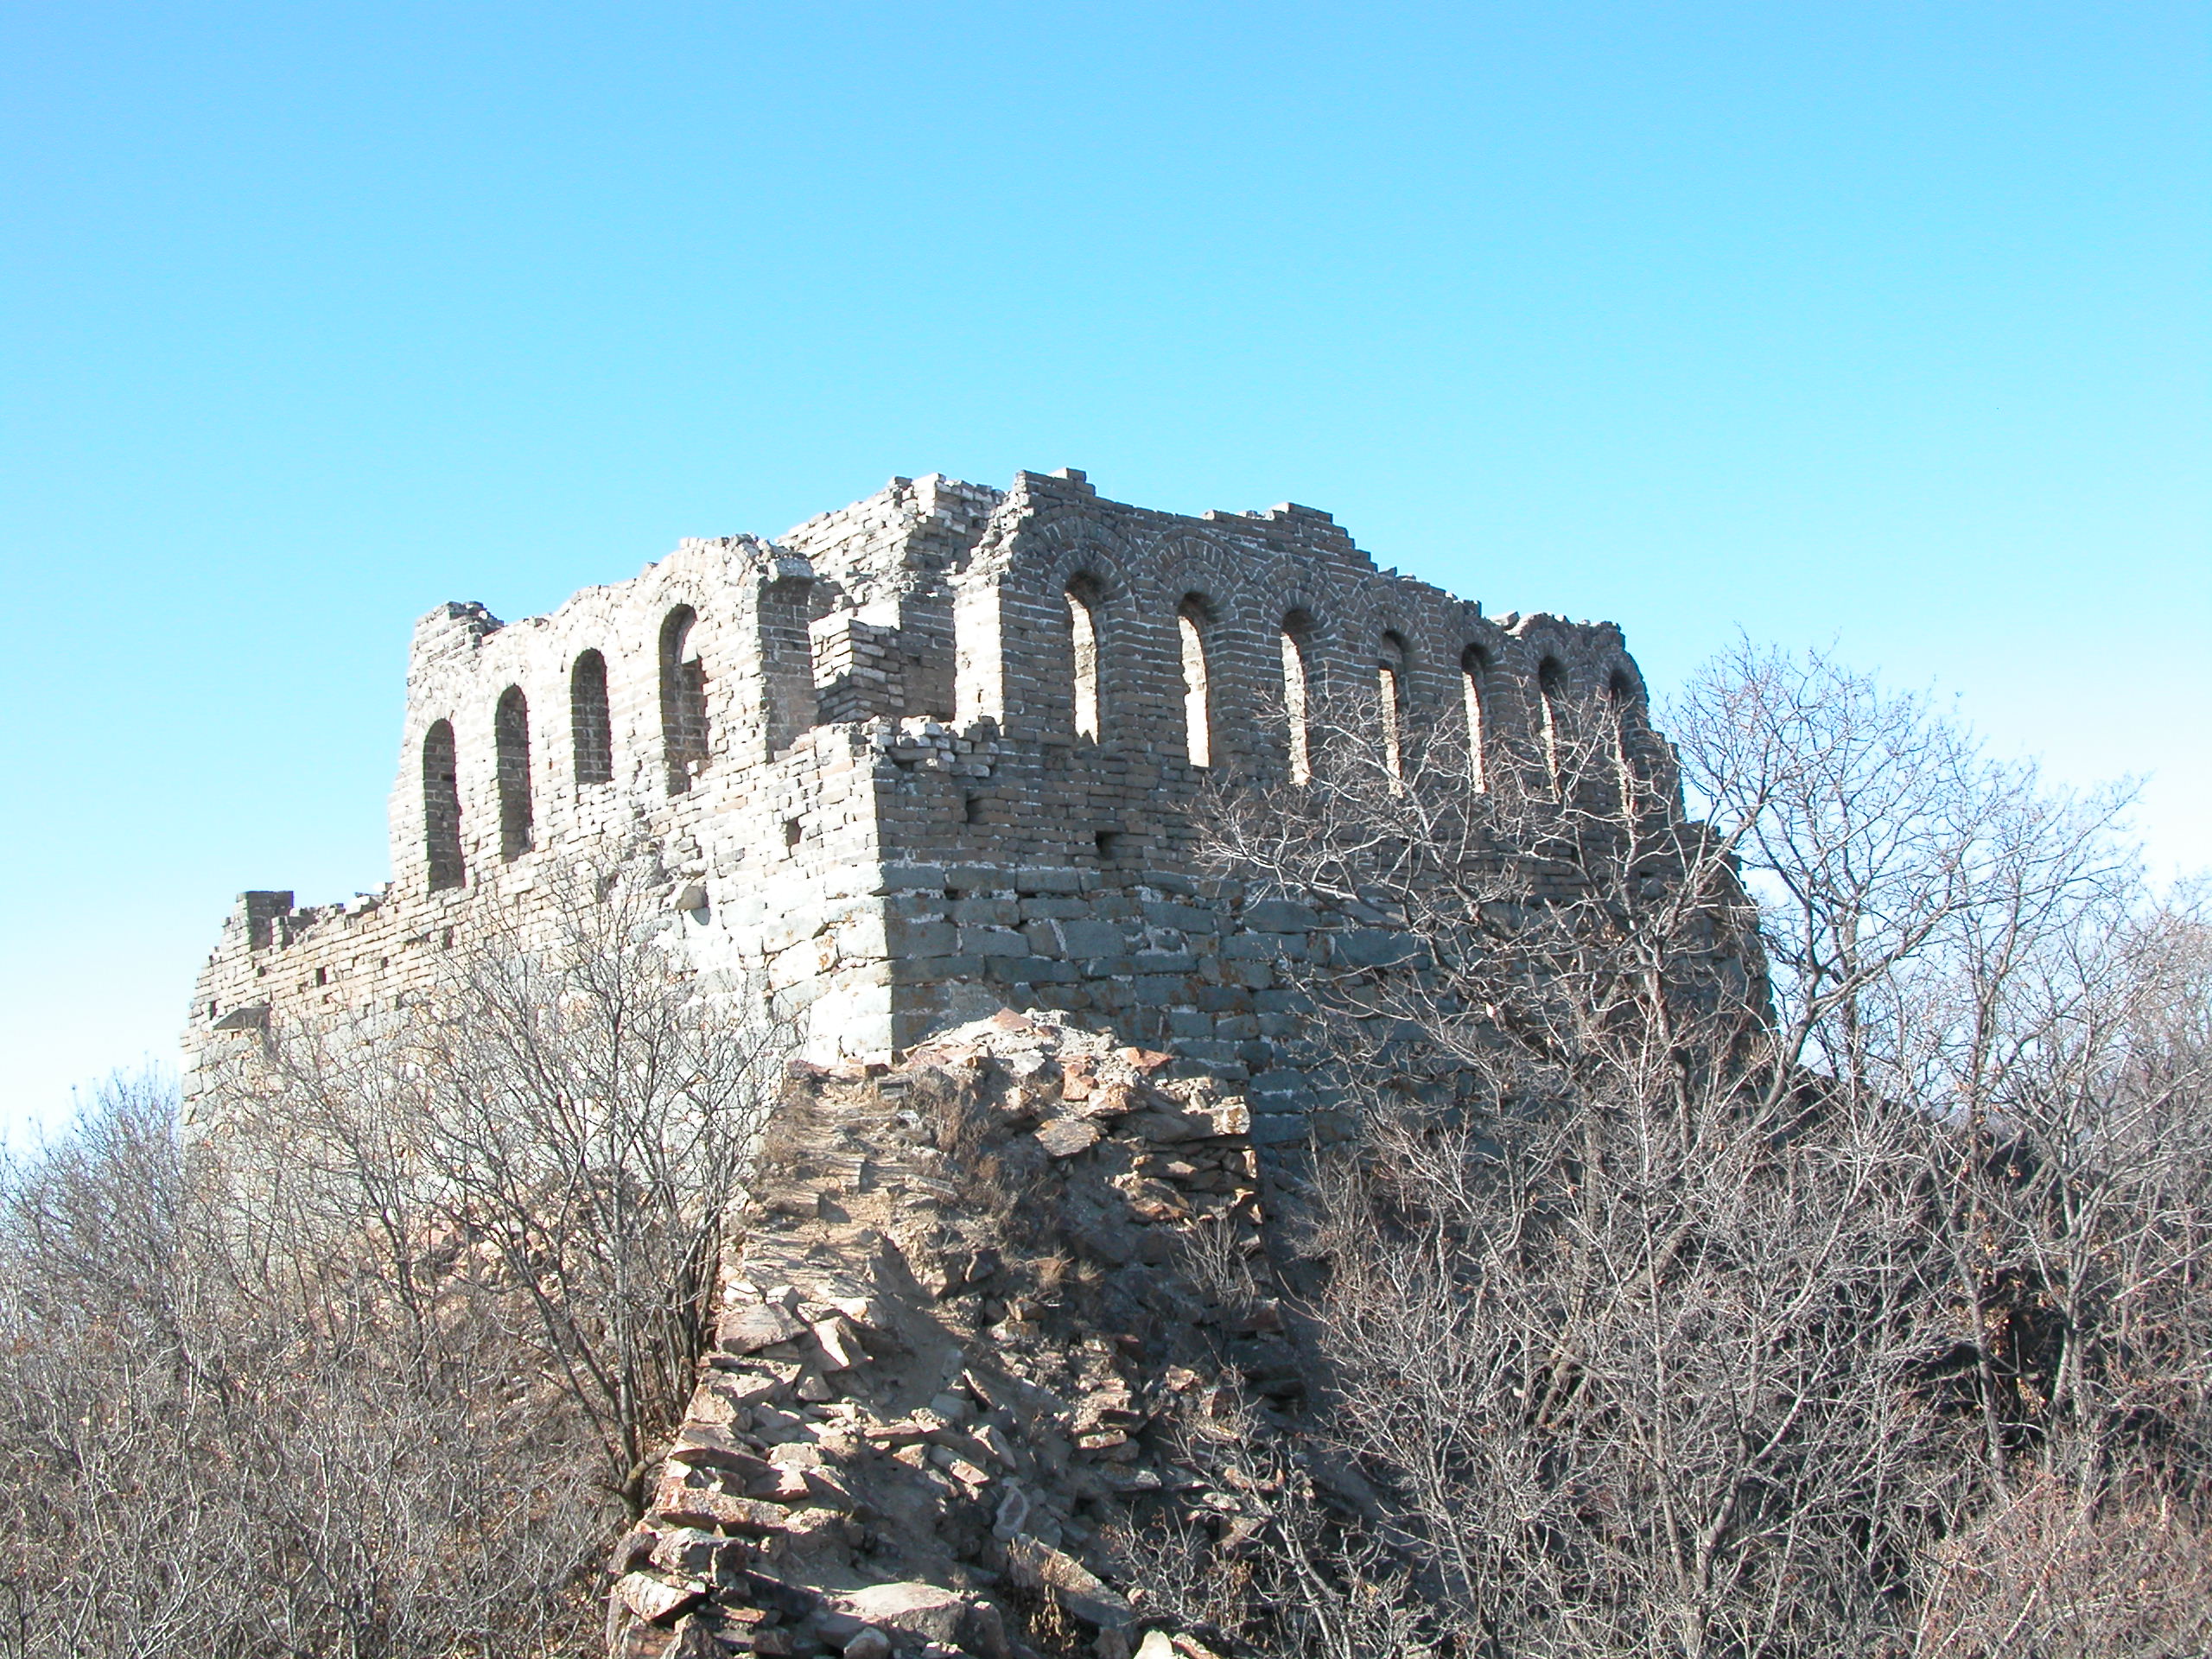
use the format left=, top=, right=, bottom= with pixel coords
left=1034, top=1116, right=1102, bottom=1158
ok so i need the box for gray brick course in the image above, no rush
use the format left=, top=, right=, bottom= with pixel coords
left=184, top=467, right=1656, bottom=1147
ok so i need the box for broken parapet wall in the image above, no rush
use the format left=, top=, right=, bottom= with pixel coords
left=187, top=466, right=1662, bottom=1147
left=607, top=1010, right=1304, bottom=1659
left=880, top=470, right=1664, bottom=1069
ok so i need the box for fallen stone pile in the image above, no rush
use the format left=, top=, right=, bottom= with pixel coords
left=606, top=1010, right=1304, bottom=1659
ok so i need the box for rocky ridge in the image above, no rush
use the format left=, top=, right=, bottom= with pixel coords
left=606, top=1010, right=1306, bottom=1659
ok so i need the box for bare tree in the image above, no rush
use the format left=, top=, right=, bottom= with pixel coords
left=0, top=1071, right=608, bottom=1658
left=0, top=843, right=788, bottom=1655
left=1179, top=644, right=2212, bottom=1656
left=213, top=842, right=790, bottom=1514
left=1673, top=647, right=2212, bottom=1581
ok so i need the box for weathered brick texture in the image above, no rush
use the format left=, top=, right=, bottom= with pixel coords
left=184, top=468, right=1650, bottom=1143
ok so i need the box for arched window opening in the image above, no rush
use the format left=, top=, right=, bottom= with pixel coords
left=1378, top=632, right=1408, bottom=786
left=1461, top=645, right=1491, bottom=792
left=1605, top=669, right=1642, bottom=811
left=422, top=719, right=465, bottom=892
left=1280, top=610, right=1314, bottom=785
left=1538, top=658, right=1568, bottom=791
left=570, top=650, right=613, bottom=785
left=1066, top=578, right=1102, bottom=741
left=659, top=606, right=708, bottom=794
left=495, top=685, right=532, bottom=861
left=1177, top=598, right=1213, bottom=770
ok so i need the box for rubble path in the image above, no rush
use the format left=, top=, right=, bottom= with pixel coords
left=607, top=1010, right=1304, bottom=1659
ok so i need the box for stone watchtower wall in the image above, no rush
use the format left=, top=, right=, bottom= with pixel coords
left=184, top=469, right=1650, bottom=1148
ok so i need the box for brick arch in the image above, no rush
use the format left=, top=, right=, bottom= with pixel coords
left=659, top=602, right=709, bottom=794
left=1141, top=533, right=1294, bottom=769
left=1138, top=531, right=1255, bottom=615
left=1020, top=512, right=1144, bottom=607
left=1268, top=586, right=1335, bottom=636
left=1376, top=629, right=1411, bottom=782
left=494, top=683, right=533, bottom=861
left=1460, top=626, right=1559, bottom=783
left=1174, top=594, right=1217, bottom=768
left=1065, top=572, right=1107, bottom=743
left=1522, top=645, right=1583, bottom=792
left=1024, top=529, right=1146, bottom=747
left=420, top=716, right=465, bottom=893
left=1320, top=590, right=1418, bottom=700
left=569, top=649, right=613, bottom=785
left=1276, top=607, right=1319, bottom=783
left=1457, top=628, right=1514, bottom=791
left=630, top=558, right=753, bottom=767
left=1600, top=654, right=1650, bottom=709
left=1262, top=584, right=1339, bottom=702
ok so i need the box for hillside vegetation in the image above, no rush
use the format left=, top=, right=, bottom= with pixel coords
left=3, top=645, right=2207, bottom=1658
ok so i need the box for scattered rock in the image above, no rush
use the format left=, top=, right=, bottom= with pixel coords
left=651, top=1481, right=794, bottom=1536
left=1005, top=1535, right=1135, bottom=1630
left=1035, top=1117, right=1102, bottom=1158
left=704, top=1361, right=799, bottom=1408
left=666, top=1440, right=775, bottom=1482
left=835, top=1582, right=1005, bottom=1656
left=927, top=1390, right=973, bottom=1425
left=827, top=1294, right=884, bottom=1329
left=811, top=1315, right=867, bottom=1370
left=613, top=1009, right=1288, bottom=1659
left=615, top=1571, right=703, bottom=1624
left=718, top=1303, right=806, bottom=1354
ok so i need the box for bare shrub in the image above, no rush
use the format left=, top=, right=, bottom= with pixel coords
left=1916, top=1478, right=2212, bottom=1657
left=1105, top=1389, right=1440, bottom=1659
left=913, top=1065, right=1027, bottom=1226
left=0, top=844, right=785, bottom=1653
left=1182, top=643, right=2212, bottom=1656
left=210, top=845, right=788, bottom=1516
left=1178, top=1213, right=1265, bottom=1317
left=0, top=1072, right=606, bottom=1658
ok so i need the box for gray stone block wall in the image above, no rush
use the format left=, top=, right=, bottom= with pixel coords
left=183, top=468, right=1658, bottom=1147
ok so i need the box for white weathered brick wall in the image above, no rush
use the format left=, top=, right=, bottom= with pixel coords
left=185, top=468, right=1656, bottom=1147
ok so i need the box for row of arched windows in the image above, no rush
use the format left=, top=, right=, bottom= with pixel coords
left=1065, top=577, right=1640, bottom=798
left=420, top=588, right=1648, bottom=891
left=421, top=607, right=709, bottom=890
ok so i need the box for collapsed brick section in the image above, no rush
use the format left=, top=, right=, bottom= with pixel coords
left=608, top=1010, right=1287, bottom=1659
left=184, top=467, right=1652, bottom=1154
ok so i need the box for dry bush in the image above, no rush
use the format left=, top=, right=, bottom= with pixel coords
left=1180, top=643, right=2212, bottom=1656
left=0, top=845, right=785, bottom=1654
left=208, top=845, right=789, bottom=1516
left=1177, top=1214, right=1265, bottom=1317
left=1916, top=1478, right=2212, bottom=1657
left=0, top=1072, right=607, bottom=1659
left=1103, top=1389, right=1440, bottom=1659
left=912, top=1066, right=1029, bottom=1226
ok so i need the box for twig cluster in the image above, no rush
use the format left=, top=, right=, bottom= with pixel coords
left=1166, top=641, right=2212, bottom=1657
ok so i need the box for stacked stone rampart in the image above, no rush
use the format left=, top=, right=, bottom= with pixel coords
left=185, top=467, right=1650, bottom=1146
left=605, top=1010, right=1279, bottom=1659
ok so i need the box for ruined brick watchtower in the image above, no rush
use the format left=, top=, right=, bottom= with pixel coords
left=185, top=469, right=1647, bottom=1145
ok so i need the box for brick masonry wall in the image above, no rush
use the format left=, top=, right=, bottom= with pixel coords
left=184, top=469, right=1654, bottom=1151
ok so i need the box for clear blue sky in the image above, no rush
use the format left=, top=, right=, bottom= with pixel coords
left=3, top=3, right=2205, bottom=1136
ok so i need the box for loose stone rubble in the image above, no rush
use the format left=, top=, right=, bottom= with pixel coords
left=607, top=1011, right=1282, bottom=1659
